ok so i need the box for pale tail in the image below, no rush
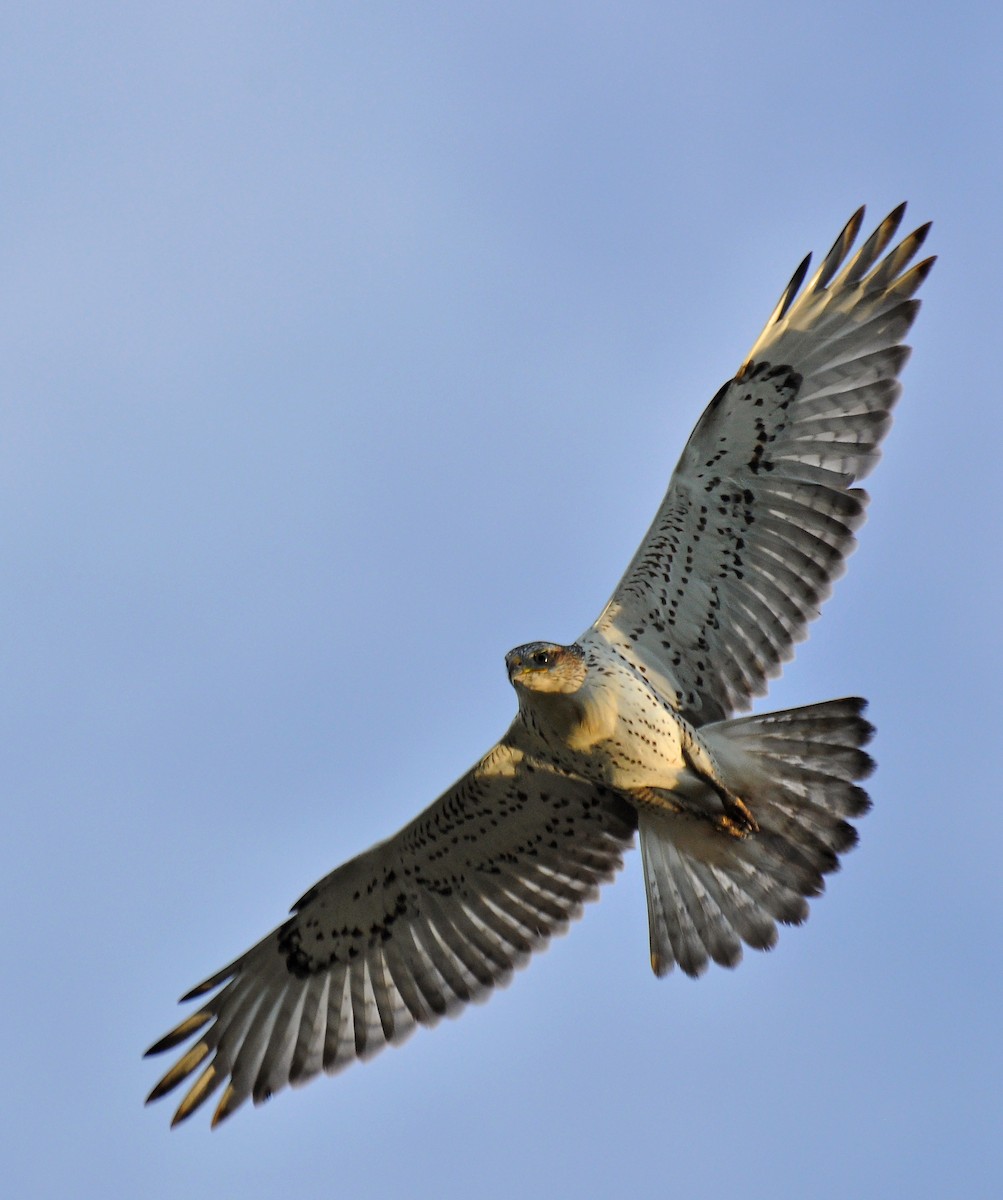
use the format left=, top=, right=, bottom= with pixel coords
left=640, top=698, right=873, bottom=977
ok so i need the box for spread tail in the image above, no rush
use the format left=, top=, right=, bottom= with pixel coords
left=640, top=697, right=874, bottom=977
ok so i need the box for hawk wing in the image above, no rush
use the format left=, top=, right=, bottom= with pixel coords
left=145, top=732, right=636, bottom=1127
left=589, top=205, right=934, bottom=722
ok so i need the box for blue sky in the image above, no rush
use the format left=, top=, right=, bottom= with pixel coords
left=4, top=4, right=1001, bottom=1197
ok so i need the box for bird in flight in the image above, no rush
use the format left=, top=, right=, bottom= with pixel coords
left=146, top=205, right=933, bottom=1128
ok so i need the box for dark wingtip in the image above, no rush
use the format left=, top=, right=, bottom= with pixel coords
left=845, top=204, right=867, bottom=240
left=144, top=1034, right=174, bottom=1059
left=144, top=1008, right=214, bottom=1057
left=179, top=962, right=235, bottom=1002
left=779, top=252, right=812, bottom=319
left=146, top=1077, right=175, bottom=1104
left=910, top=219, right=933, bottom=247
left=210, top=1084, right=239, bottom=1129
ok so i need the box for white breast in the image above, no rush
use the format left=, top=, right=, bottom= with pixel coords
left=532, top=655, right=690, bottom=792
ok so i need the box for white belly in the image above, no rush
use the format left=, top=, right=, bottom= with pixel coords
left=530, top=658, right=692, bottom=792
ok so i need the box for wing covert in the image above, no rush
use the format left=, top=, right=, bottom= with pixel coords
left=145, top=733, right=636, bottom=1127
left=589, top=205, right=934, bottom=721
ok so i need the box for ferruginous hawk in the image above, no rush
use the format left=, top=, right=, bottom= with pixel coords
left=146, top=205, right=933, bottom=1127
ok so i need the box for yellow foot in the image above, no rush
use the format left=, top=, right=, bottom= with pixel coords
left=715, top=795, right=759, bottom=838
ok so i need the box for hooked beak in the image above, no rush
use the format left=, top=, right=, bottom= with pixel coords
left=505, top=650, right=524, bottom=682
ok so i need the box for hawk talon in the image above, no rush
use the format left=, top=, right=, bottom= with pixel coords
left=714, top=810, right=758, bottom=839
left=719, top=794, right=759, bottom=837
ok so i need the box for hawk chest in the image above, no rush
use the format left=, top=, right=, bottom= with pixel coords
left=525, top=663, right=689, bottom=791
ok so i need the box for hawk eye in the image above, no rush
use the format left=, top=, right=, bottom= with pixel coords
left=532, top=650, right=552, bottom=668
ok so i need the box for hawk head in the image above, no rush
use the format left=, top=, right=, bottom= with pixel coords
left=505, top=641, right=587, bottom=695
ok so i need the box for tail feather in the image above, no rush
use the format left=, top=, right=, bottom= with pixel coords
left=640, top=697, right=873, bottom=977
left=642, top=834, right=743, bottom=974
left=688, top=859, right=778, bottom=951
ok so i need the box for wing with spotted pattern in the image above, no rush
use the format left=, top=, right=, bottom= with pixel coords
left=589, top=205, right=934, bottom=721
left=144, top=731, right=636, bottom=1127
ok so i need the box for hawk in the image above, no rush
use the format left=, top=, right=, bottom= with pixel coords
left=146, top=205, right=933, bottom=1127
